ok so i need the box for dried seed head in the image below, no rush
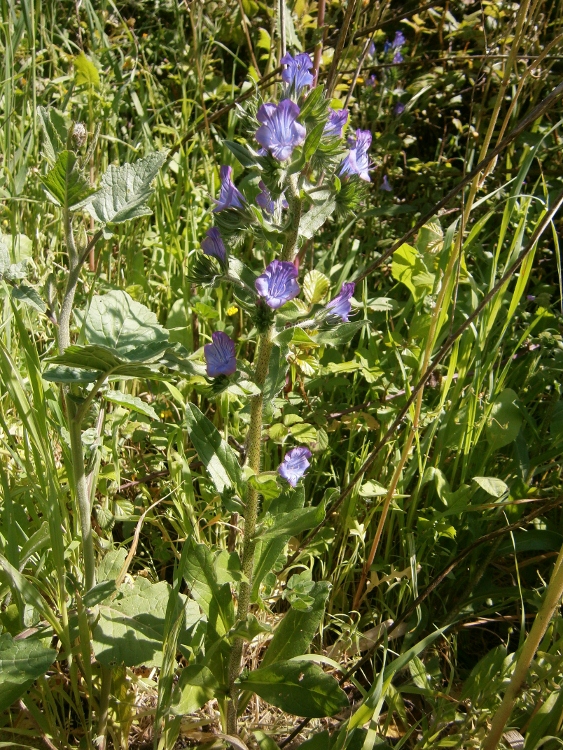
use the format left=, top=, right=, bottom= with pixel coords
left=72, top=122, right=88, bottom=147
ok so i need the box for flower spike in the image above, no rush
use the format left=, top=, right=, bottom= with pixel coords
left=281, top=52, right=314, bottom=97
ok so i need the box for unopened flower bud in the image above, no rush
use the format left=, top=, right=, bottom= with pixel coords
left=72, top=122, right=88, bottom=147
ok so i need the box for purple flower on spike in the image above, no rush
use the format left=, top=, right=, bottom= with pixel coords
left=281, top=52, right=314, bottom=96
left=278, top=446, right=312, bottom=487
left=213, top=166, right=245, bottom=212
left=383, top=40, right=392, bottom=54
left=339, top=129, right=372, bottom=182
left=367, top=41, right=376, bottom=58
left=256, top=181, right=288, bottom=214
left=381, top=175, right=392, bottom=192
left=204, top=331, right=236, bottom=378
left=324, top=108, right=349, bottom=138
left=366, top=74, right=377, bottom=88
left=255, top=260, right=300, bottom=309
left=255, top=100, right=306, bottom=162
left=393, top=49, right=404, bottom=64
left=201, top=227, right=227, bottom=263
left=394, top=102, right=405, bottom=115
left=393, top=31, right=405, bottom=48
left=326, top=282, right=355, bottom=322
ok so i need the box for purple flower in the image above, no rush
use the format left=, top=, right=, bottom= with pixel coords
left=281, top=52, right=314, bottom=96
left=213, top=166, right=245, bottom=212
left=394, top=102, right=405, bottom=115
left=278, top=446, right=312, bottom=487
left=256, top=181, right=288, bottom=214
left=393, top=49, right=404, bottom=64
left=366, top=74, right=377, bottom=88
left=380, top=175, right=392, bottom=192
left=255, top=260, right=300, bottom=309
left=201, top=227, right=226, bottom=263
left=255, top=100, right=306, bottom=162
left=339, top=129, right=372, bottom=182
left=326, top=282, right=355, bottom=322
left=324, top=108, right=349, bottom=138
left=393, top=31, right=405, bottom=48
left=204, top=331, right=236, bottom=378
left=383, top=40, right=392, bottom=54
left=367, top=41, right=376, bottom=58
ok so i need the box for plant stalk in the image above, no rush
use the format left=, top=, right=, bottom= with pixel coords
left=227, top=327, right=274, bottom=735
left=482, top=542, right=563, bottom=750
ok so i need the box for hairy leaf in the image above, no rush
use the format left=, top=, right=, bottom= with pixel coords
left=0, top=634, right=56, bottom=711
left=185, top=403, right=242, bottom=493
left=41, top=150, right=91, bottom=208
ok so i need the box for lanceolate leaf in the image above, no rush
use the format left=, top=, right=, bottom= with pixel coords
left=11, top=284, right=47, bottom=313
left=41, top=150, right=92, bottom=208
left=73, top=151, right=166, bottom=225
left=261, top=581, right=330, bottom=667
left=299, top=199, right=337, bottom=239
left=104, top=390, right=159, bottom=420
left=258, top=502, right=325, bottom=541
left=185, top=403, right=242, bottom=493
left=239, top=660, right=348, bottom=718
left=182, top=539, right=235, bottom=636
left=37, top=106, right=67, bottom=164
left=0, top=634, right=56, bottom=712
left=46, top=343, right=169, bottom=379
left=314, top=320, right=367, bottom=346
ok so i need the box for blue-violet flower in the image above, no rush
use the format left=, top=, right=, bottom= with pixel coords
left=201, top=227, right=227, bottom=263
left=381, top=175, right=392, bottom=192
left=204, top=331, right=237, bottom=378
left=255, top=100, right=306, bottom=162
left=366, top=74, right=377, bottom=88
left=278, top=446, right=312, bottom=487
left=383, top=39, right=392, bottom=54
left=393, top=49, right=404, bottom=64
left=324, top=108, right=349, bottom=138
left=394, top=102, right=405, bottom=115
left=281, top=52, right=314, bottom=96
left=256, top=181, right=288, bottom=214
left=213, top=166, right=245, bottom=212
left=255, top=260, right=300, bottom=309
left=326, top=282, right=355, bottom=322
left=393, top=31, right=406, bottom=48
left=367, top=40, right=376, bottom=58
left=339, top=129, right=372, bottom=182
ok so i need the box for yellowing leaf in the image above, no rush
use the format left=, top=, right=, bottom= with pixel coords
left=303, top=270, right=330, bottom=305
left=74, top=52, right=100, bottom=88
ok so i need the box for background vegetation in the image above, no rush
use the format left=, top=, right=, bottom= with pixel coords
left=1, top=0, right=563, bottom=747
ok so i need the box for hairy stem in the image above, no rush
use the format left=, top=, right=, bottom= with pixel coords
left=281, top=175, right=302, bottom=262
left=227, top=327, right=273, bottom=735
left=482, top=543, right=563, bottom=750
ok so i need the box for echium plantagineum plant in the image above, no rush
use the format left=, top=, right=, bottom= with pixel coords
left=8, top=50, right=371, bottom=748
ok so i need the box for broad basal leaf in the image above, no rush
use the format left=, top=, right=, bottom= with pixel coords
left=41, top=150, right=92, bottom=208
left=73, top=151, right=166, bottom=225
left=0, top=633, right=56, bottom=711
left=86, top=290, right=169, bottom=354
left=185, top=403, right=242, bottom=493
left=182, top=539, right=234, bottom=636
left=239, top=660, right=348, bottom=718
left=92, top=577, right=200, bottom=668
left=46, top=343, right=169, bottom=379
left=170, top=663, right=218, bottom=716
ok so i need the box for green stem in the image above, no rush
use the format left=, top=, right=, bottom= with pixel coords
left=482, top=543, right=563, bottom=750
left=281, top=175, right=302, bottom=262
left=67, top=398, right=96, bottom=592
left=227, top=327, right=274, bottom=735
left=97, top=665, right=112, bottom=750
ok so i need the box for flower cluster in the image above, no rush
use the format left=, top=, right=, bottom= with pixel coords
left=383, top=30, right=406, bottom=64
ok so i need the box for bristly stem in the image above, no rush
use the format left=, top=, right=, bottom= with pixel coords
left=227, top=327, right=273, bottom=735
left=281, top=174, right=302, bottom=262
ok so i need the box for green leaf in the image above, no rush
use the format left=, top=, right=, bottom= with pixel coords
left=239, top=660, right=348, bottom=718
left=73, top=152, right=166, bottom=225
left=303, top=270, right=330, bottom=305
left=299, top=199, right=336, bottom=240
left=263, top=344, right=289, bottom=401
left=523, top=687, right=563, bottom=750
left=303, top=122, right=326, bottom=162
left=41, top=150, right=92, bottom=208
left=486, top=388, right=522, bottom=449
left=228, top=614, right=272, bottom=642
left=185, top=403, right=242, bottom=493
left=92, top=577, right=198, bottom=668
left=314, top=320, right=367, bottom=346
left=258, top=502, right=325, bottom=541
left=391, top=243, right=435, bottom=301
left=11, top=284, right=47, bottom=313
left=253, top=730, right=281, bottom=750
left=224, top=141, right=258, bottom=169
left=74, top=52, right=100, bottom=88
left=104, top=390, right=159, bottom=420
left=47, top=344, right=168, bottom=379
left=252, top=487, right=305, bottom=602
left=182, top=539, right=234, bottom=636
left=0, top=633, right=56, bottom=712
left=261, top=581, right=330, bottom=667
left=37, top=106, right=67, bottom=164
left=170, top=663, right=218, bottom=716
left=472, top=476, right=509, bottom=498
left=42, top=365, right=101, bottom=384
left=248, top=473, right=281, bottom=501
left=86, top=290, right=169, bottom=354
